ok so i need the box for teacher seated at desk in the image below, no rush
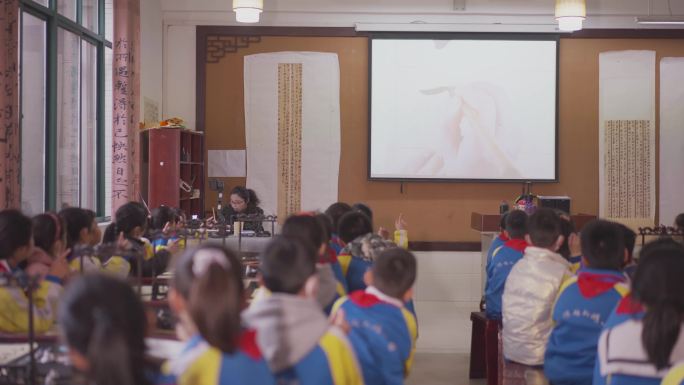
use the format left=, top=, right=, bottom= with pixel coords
left=221, top=186, right=265, bottom=233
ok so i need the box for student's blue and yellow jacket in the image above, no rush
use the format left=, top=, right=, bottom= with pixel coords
left=67, top=238, right=154, bottom=277
left=594, top=318, right=684, bottom=385
left=663, top=363, right=684, bottom=385
left=243, top=293, right=365, bottom=385
left=569, top=255, right=584, bottom=274
left=544, top=268, right=629, bottom=385
left=337, top=234, right=397, bottom=294
left=321, top=246, right=348, bottom=314
left=163, top=330, right=275, bottom=385
left=591, top=293, right=647, bottom=385
left=330, top=235, right=346, bottom=256
left=331, top=287, right=418, bottom=385
left=486, top=232, right=509, bottom=266
left=0, top=260, right=63, bottom=333
left=484, top=238, right=527, bottom=320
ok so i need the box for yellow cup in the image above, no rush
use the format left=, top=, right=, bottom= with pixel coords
left=233, top=221, right=242, bottom=234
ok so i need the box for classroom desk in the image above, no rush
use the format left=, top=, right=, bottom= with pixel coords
left=184, top=235, right=272, bottom=253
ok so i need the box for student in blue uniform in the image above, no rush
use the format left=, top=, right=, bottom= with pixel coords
left=325, top=202, right=353, bottom=255
left=545, top=220, right=630, bottom=385
left=148, top=205, right=182, bottom=253
left=594, top=241, right=684, bottom=385
left=165, top=244, right=275, bottom=385
left=336, top=211, right=396, bottom=293
left=59, top=274, right=173, bottom=385
left=280, top=213, right=343, bottom=312
left=486, top=213, right=509, bottom=266
left=243, top=236, right=364, bottom=385
left=332, top=248, right=418, bottom=385
left=484, top=209, right=527, bottom=320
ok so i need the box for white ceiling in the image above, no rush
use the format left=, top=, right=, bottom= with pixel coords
left=160, top=0, right=684, bottom=30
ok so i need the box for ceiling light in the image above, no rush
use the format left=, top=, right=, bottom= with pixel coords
left=635, top=16, right=684, bottom=25
left=555, top=0, right=586, bottom=32
left=233, top=0, right=263, bottom=23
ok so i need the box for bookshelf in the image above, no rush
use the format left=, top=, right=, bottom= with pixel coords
left=141, top=128, right=205, bottom=217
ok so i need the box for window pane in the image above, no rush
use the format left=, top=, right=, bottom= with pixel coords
left=32, top=0, right=49, bottom=7
left=56, top=28, right=80, bottom=209
left=105, top=47, right=113, bottom=216
left=82, top=0, right=98, bottom=33
left=105, top=0, right=113, bottom=42
left=81, top=40, right=97, bottom=211
left=57, top=0, right=77, bottom=22
left=20, top=12, right=46, bottom=216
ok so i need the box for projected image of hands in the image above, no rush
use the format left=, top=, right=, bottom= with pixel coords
left=370, top=38, right=557, bottom=181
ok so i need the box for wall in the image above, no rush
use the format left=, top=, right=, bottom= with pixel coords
left=163, top=25, right=196, bottom=128
left=413, top=251, right=482, bottom=353
left=193, top=31, right=684, bottom=241
left=140, top=0, right=163, bottom=122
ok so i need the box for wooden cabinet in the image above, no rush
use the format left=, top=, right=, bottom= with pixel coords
left=141, top=128, right=205, bottom=217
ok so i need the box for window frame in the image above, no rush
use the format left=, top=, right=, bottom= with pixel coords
left=19, top=0, right=112, bottom=219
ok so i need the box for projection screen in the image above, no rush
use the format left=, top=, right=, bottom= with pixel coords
left=369, top=35, right=559, bottom=181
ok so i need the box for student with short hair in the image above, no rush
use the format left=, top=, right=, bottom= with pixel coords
left=59, top=274, right=173, bottom=385
left=620, top=224, right=638, bottom=278
left=486, top=212, right=510, bottom=266
left=502, top=208, right=572, bottom=366
left=164, top=244, right=275, bottom=385
left=243, top=236, right=364, bottom=385
left=594, top=243, right=684, bottom=385
left=281, top=214, right=343, bottom=311
left=326, top=202, right=353, bottom=254
left=602, top=238, right=683, bottom=331
left=0, top=209, right=69, bottom=333
left=544, top=220, right=630, bottom=385
left=485, top=209, right=528, bottom=320
left=332, top=248, right=418, bottom=385
left=336, top=211, right=397, bottom=293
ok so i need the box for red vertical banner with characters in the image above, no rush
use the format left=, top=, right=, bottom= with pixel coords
left=112, top=0, right=140, bottom=213
left=0, top=0, right=20, bottom=209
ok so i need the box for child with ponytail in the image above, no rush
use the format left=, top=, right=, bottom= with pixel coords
left=59, top=207, right=109, bottom=274
left=59, top=274, right=172, bottom=385
left=164, top=244, right=275, bottom=385
left=25, top=212, right=70, bottom=280
left=595, top=241, right=684, bottom=385
left=0, top=209, right=69, bottom=333
left=102, top=202, right=158, bottom=277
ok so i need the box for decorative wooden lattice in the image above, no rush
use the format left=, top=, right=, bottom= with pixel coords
left=206, top=35, right=261, bottom=63
left=604, top=120, right=652, bottom=219
left=277, top=63, right=303, bottom=220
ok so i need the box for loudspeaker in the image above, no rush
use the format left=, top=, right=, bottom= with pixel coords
left=538, top=196, right=571, bottom=214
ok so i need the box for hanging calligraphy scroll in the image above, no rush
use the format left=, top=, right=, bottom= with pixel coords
left=599, top=50, right=655, bottom=227
left=0, top=0, right=20, bottom=209
left=112, top=0, right=140, bottom=212
left=277, top=63, right=303, bottom=220
left=244, top=52, right=341, bottom=221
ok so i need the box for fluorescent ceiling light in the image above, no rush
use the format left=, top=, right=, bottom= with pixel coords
left=635, top=16, right=684, bottom=25
left=354, top=23, right=562, bottom=33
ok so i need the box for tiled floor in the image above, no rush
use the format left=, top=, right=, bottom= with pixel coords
left=407, top=353, right=486, bottom=385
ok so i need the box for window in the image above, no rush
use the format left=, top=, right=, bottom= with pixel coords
left=20, top=0, right=113, bottom=217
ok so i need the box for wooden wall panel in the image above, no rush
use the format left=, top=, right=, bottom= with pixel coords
left=201, top=33, right=684, bottom=241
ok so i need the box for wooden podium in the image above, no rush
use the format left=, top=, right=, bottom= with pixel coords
left=471, top=212, right=596, bottom=291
